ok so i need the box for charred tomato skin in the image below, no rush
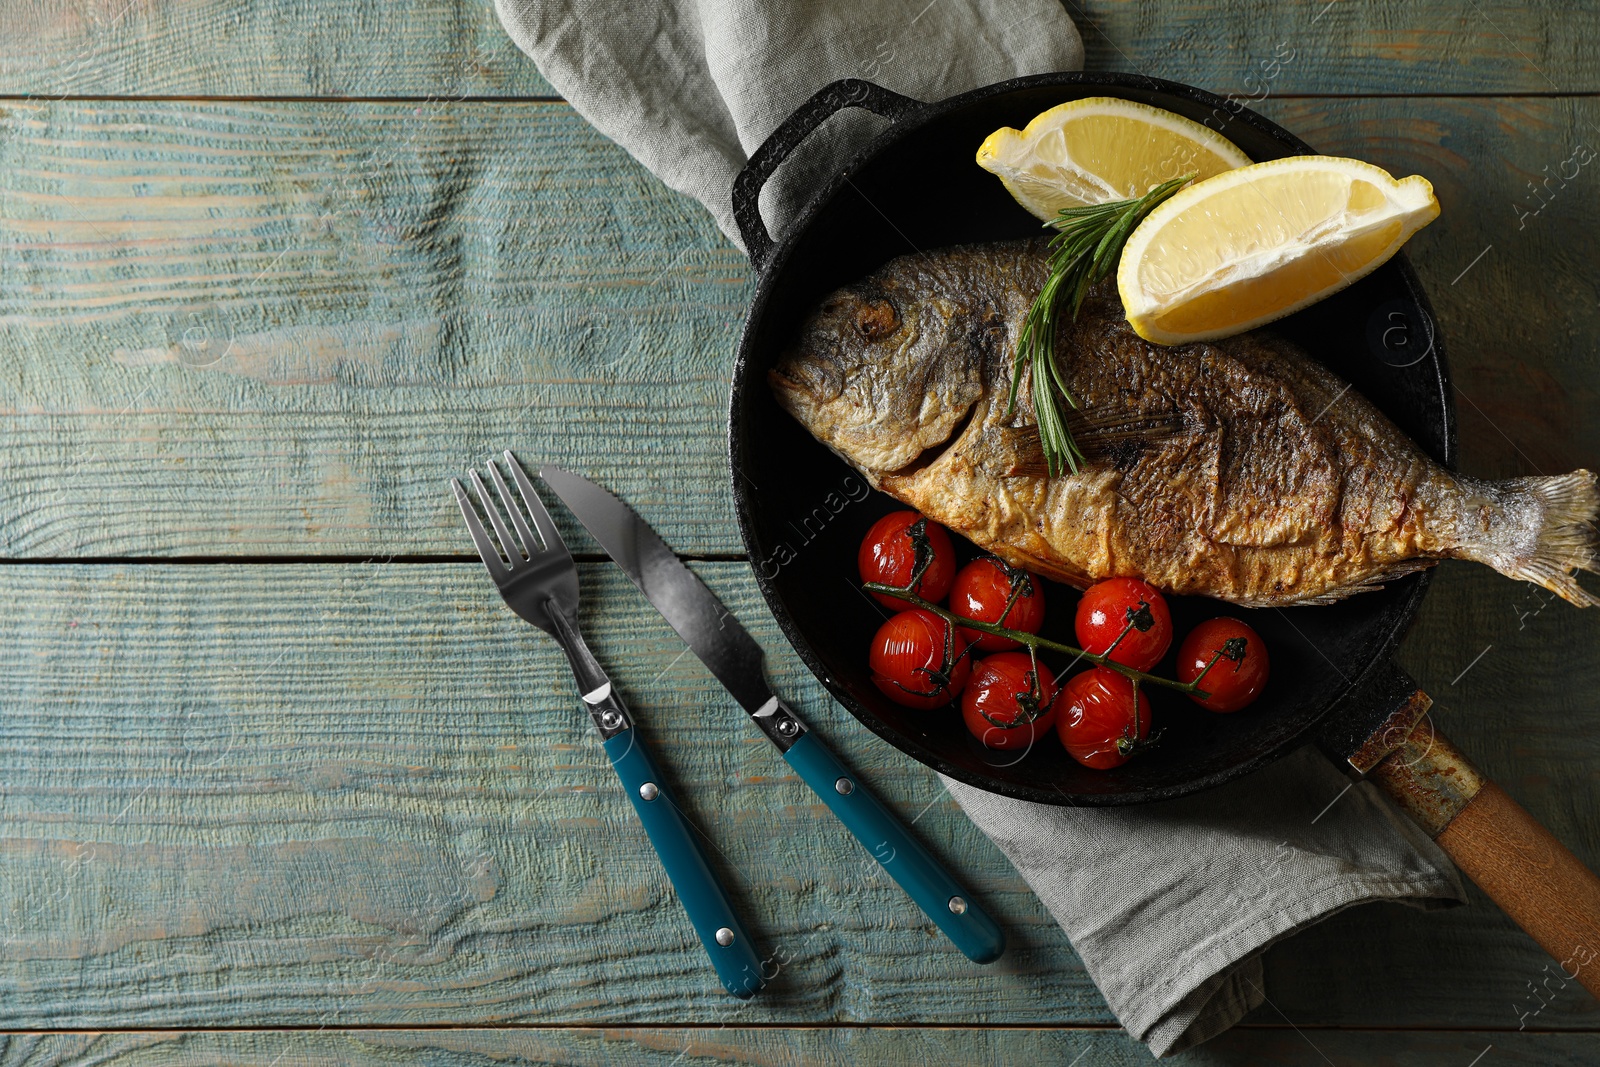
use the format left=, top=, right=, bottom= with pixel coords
left=1074, top=577, right=1173, bottom=671
left=1056, top=667, right=1152, bottom=770
left=859, top=511, right=957, bottom=609
left=1177, top=617, right=1270, bottom=712
left=961, top=651, right=1059, bottom=750
left=950, top=558, right=1046, bottom=651
left=869, top=608, right=972, bottom=710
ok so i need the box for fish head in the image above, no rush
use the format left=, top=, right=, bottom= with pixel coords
left=767, top=276, right=990, bottom=478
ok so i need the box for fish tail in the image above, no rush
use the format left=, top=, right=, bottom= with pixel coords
left=1451, top=470, right=1599, bottom=606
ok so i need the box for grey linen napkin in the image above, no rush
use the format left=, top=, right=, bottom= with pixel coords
left=946, top=748, right=1462, bottom=1053
left=493, top=0, right=1466, bottom=1055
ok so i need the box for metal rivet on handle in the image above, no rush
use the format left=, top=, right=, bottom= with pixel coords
left=600, top=710, right=623, bottom=730
left=834, top=777, right=854, bottom=795
left=777, top=718, right=799, bottom=737
left=639, top=782, right=659, bottom=801
left=715, top=927, right=735, bottom=947
left=948, top=896, right=968, bottom=915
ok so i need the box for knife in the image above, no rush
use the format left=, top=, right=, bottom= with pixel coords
left=540, top=464, right=1006, bottom=964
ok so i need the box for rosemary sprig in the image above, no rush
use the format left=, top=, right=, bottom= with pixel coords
left=1007, top=173, right=1197, bottom=476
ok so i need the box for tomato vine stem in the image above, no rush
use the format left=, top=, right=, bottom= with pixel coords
left=863, top=581, right=1211, bottom=700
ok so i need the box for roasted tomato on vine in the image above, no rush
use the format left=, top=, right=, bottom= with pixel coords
left=1176, top=617, right=1270, bottom=712
left=868, top=608, right=972, bottom=709
left=961, top=652, right=1058, bottom=750
left=859, top=511, right=957, bottom=608
left=1056, top=667, right=1152, bottom=770
left=1074, top=577, right=1173, bottom=671
left=949, top=557, right=1047, bottom=651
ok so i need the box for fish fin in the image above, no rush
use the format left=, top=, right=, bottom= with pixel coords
left=1454, top=470, right=1600, bottom=607
left=1284, top=560, right=1439, bottom=605
left=1001, top=408, right=1188, bottom=477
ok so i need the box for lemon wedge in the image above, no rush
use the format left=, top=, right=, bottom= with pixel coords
left=1117, top=155, right=1440, bottom=345
left=977, top=97, right=1252, bottom=219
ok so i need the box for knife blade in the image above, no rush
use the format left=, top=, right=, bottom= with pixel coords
left=537, top=465, right=800, bottom=747
left=539, top=463, right=1006, bottom=964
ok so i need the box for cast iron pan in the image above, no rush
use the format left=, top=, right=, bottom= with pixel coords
left=725, top=74, right=1600, bottom=995
left=728, top=73, right=1452, bottom=806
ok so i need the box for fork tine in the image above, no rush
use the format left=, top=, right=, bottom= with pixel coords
left=469, top=469, right=524, bottom=565
left=486, top=459, right=542, bottom=556
left=503, top=450, right=568, bottom=557
left=450, top=477, right=509, bottom=581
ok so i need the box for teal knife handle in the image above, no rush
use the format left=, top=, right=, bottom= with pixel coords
left=783, top=731, right=1006, bottom=963
left=603, top=729, right=764, bottom=998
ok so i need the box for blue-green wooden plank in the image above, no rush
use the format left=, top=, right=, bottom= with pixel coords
left=0, top=98, right=749, bottom=558
left=0, top=0, right=555, bottom=97
left=0, top=96, right=1596, bottom=557
left=0, top=0, right=1597, bottom=97
left=0, top=1027, right=1589, bottom=1066
left=0, top=561, right=1596, bottom=1029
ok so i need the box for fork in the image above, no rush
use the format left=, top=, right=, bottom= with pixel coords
left=450, top=451, right=763, bottom=999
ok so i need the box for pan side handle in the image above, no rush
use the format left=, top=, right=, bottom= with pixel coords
left=1368, top=719, right=1600, bottom=1000
left=732, top=79, right=922, bottom=271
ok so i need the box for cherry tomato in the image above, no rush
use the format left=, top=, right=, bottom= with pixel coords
left=949, top=557, right=1047, bottom=651
left=1056, top=667, right=1152, bottom=770
left=961, top=652, right=1059, bottom=750
left=859, top=511, right=956, bottom=609
left=1074, top=577, right=1173, bottom=671
left=1176, top=617, right=1270, bottom=712
left=868, top=608, right=972, bottom=709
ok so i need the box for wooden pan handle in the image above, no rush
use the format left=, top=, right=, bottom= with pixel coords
left=1369, top=720, right=1600, bottom=998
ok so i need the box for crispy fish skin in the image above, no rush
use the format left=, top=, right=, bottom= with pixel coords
left=769, top=239, right=1599, bottom=607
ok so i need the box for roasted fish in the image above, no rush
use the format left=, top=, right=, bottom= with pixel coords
left=769, top=239, right=1598, bottom=607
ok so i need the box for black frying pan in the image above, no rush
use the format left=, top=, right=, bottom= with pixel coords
left=726, top=73, right=1600, bottom=994
left=728, top=73, right=1450, bottom=806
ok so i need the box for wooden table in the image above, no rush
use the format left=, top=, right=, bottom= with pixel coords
left=1, top=2, right=1597, bottom=1063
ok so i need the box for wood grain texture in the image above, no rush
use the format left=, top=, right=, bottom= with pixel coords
left=0, top=561, right=1596, bottom=1030
left=1, top=95, right=1598, bottom=558
left=1437, top=781, right=1600, bottom=1002
left=0, top=0, right=1598, bottom=97
left=3, top=0, right=1600, bottom=1044
left=1075, top=0, right=1600, bottom=95
left=0, top=0, right=556, bottom=98
left=1368, top=725, right=1600, bottom=1002
left=1262, top=559, right=1600, bottom=1030
left=0, top=561, right=1093, bottom=1027
left=0, top=1027, right=1588, bottom=1066
left=0, top=98, right=750, bottom=558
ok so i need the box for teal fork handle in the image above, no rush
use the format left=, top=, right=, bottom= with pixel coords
left=603, top=729, right=764, bottom=998
left=783, top=730, right=1006, bottom=964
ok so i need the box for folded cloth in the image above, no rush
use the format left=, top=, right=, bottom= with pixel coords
left=495, top=0, right=1084, bottom=249
left=945, top=747, right=1463, bottom=1054
left=493, top=0, right=1466, bottom=1055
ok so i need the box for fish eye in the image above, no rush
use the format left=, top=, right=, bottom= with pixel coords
left=854, top=299, right=900, bottom=342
